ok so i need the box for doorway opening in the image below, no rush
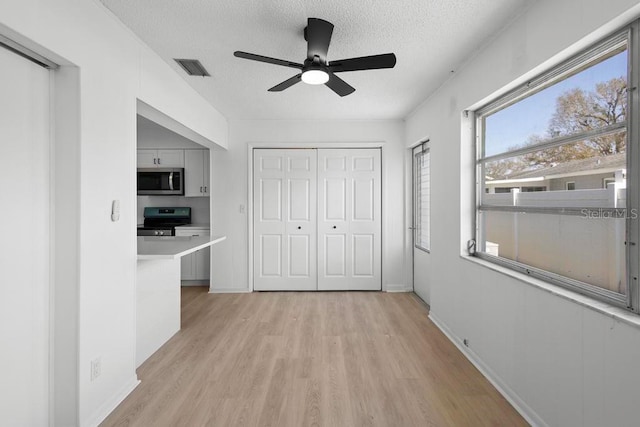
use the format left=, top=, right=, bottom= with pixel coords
left=412, top=141, right=431, bottom=304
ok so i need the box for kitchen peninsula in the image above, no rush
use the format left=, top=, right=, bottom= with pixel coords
left=136, top=235, right=226, bottom=366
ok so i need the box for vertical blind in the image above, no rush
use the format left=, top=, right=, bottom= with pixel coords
left=414, top=143, right=430, bottom=251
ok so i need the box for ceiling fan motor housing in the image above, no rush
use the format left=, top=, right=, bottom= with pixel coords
left=304, top=56, right=327, bottom=72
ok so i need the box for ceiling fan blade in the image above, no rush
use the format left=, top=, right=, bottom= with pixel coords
left=268, top=74, right=302, bottom=92
left=328, top=53, right=396, bottom=72
left=234, top=51, right=303, bottom=69
left=306, top=18, right=334, bottom=62
left=325, top=73, right=355, bottom=97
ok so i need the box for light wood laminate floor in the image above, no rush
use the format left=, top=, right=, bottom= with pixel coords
left=101, top=287, right=526, bottom=427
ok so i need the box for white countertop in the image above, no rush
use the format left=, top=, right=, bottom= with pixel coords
left=137, top=235, right=226, bottom=260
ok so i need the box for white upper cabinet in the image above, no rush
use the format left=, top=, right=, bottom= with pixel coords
left=137, top=149, right=184, bottom=168
left=137, top=150, right=157, bottom=167
left=184, top=149, right=210, bottom=197
left=157, top=149, right=185, bottom=167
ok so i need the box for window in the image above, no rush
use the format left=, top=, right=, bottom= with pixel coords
left=495, top=187, right=518, bottom=193
left=474, top=26, right=639, bottom=311
left=521, top=186, right=547, bottom=192
left=414, top=142, right=430, bottom=251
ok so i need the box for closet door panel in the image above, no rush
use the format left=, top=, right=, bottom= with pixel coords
left=254, top=149, right=317, bottom=290
left=318, top=149, right=381, bottom=290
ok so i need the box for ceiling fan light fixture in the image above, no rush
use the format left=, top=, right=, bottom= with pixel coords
left=301, top=69, right=329, bottom=85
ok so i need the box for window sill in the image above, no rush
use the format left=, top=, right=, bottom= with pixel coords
left=460, top=254, right=640, bottom=329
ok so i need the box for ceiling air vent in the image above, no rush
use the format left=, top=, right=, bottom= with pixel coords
left=174, top=59, right=210, bottom=77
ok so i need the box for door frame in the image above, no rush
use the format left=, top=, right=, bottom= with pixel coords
left=408, top=136, right=431, bottom=302
left=247, top=142, right=385, bottom=292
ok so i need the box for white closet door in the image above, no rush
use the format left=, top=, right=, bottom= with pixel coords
left=318, top=149, right=381, bottom=290
left=254, top=149, right=317, bottom=290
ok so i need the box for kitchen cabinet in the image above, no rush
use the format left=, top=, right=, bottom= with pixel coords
left=137, top=149, right=184, bottom=168
left=184, top=149, right=210, bottom=197
left=175, top=227, right=210, bottom=281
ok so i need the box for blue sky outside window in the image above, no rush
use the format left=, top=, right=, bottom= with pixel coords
left=484, top=50, right=628, bottom=157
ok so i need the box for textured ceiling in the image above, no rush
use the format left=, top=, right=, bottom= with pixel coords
left=100, top=0, right=529, bottom=120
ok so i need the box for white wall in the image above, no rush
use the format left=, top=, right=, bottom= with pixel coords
left=137, top=115, right=205, bottom=150
left=210, top=119, right=408, bottom=292
left=0, top=0, right=227, bottom=425
left=0, top=46, right=50, bottom=427
left=406, top=0, right=640, bottom=425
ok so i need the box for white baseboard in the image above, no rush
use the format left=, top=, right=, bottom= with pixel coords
left=181, top=280, right=209, bottom=287
left=384, top=284, right=413, bottom=292
left=428, top=313, right=546, bottom=427
left=84, top=376, right=140, bottom=427
left=209, top=287, right=252, bottom=293
left=209, top=286, right=412, bottom=293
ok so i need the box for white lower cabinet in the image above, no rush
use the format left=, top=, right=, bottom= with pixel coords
left=175, top=227, right=210, bottom=281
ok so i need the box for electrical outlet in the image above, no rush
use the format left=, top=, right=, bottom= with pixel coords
left=90, top=357, right=101, bottom=381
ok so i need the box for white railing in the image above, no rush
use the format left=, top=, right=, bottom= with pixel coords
left=483, top=184, right=627, bottom=294
left=483, top=185, right=626, bottom=208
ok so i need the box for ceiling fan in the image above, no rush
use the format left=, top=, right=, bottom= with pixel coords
left=233, top=18, right=396, bottom=97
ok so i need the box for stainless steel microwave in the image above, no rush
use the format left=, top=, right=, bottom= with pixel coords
left=137, top=168, right=184, bottom=195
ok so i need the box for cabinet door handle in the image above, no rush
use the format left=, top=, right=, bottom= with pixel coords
left=204, top=186, right=207, bottom=193
left=200, top=186, right=203, bottom=193
left=332, top=225, right=337, bottom=229
left=157, top=157, right=161, bottom=165
left=298, top=226, right=301, bottom=230
left=153, top=158, right=156, bottom=165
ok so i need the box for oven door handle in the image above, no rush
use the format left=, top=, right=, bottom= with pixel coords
left=168, top=172, right=174, bottom=191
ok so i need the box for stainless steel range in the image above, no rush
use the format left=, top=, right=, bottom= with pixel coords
left=137, top=207, right=191, bottom=236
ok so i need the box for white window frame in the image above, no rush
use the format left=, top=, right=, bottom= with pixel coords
left=413, top=141, right=430, bottom=252
left=472, top=23, right=639, bottom=313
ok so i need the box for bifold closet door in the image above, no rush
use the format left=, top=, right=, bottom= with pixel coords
left=253, top=149, right=317, bottom=290
left=318, top=149, right=381, bottom=290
